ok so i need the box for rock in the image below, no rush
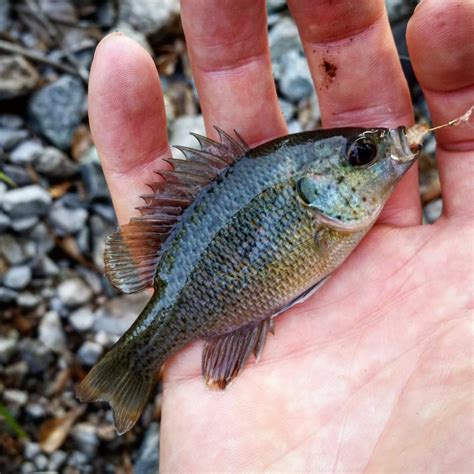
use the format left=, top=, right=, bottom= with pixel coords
left=0, top=163, right=33, bottom=186
left=3, top=389, right=28, bottom=406
left=68, top=450, right=89, bottom=468
left=424, top=198, right=443, bottom=224
left=19, top=339, right=54, bottom=374
left=134, top=422, right=160, bottom=474
left=2, top=184, right=52, bottom=218
left=57, top=278, right=93, bottom=307
left=38, top=311, right=67, bottom=352
left=170, top=115, right=206, bottom=155
left=269, top=17, right=302, bottom=77
left=80, top=148, right=110, bottom=201
left=0, top=56, right=39, bottom=100
left=30, top=222, right=55, bottom=256
left=267, top=0, right=287, bottom=12
left=2, top=265, right=32, bottom=290
left=0, top=331, right=18, bottom=363
left=71, top=422, right=99, bottom=456
left=9, top=140, right=44, bottom=164
left=278, top=49, right=313, bottom=102
left=34, top=256, right=59, bottom=277
left=34, top=454, right=49, bottom=471
left=24, top=442, right=41, bottom=460
left=0, top=128, right=29, bottom=151
left=0, top=114, right=23, bottom=129
left=0, top=286, right=17, bottom=303
left=69, top=307, right=94, bottom=332
left=113, top=22, right=153, bottom=54
left=25, top=403, right=46, bottom=419
left=16, top=291, right=41, bottom=309
left=0, top=235, right=36, bottom=265
left=11, top=216, right=39, bottom=233
left=28, top=75, right=86, bottom=150
left=48, top=450, right=67, bottom=471
left=49, top=202, right=88, bottom=235
left=118, top=0, right=180, bottom=36
left=35, top=146, right=78, bottom=178
left=0, top=0, right=10, bottom=31
left=77, top=341, right=103, bottom=365
left=94, top=293, right=149, bottom=337
left=0, top=212, right=10, bottom=232
left=279, top=98, right=295, bottom=122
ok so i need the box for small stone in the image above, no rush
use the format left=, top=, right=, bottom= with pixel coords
left=16, top=291, right=41, bottom=309
left=34, top=256, right=59, bottom=277
left=11, top=216, right=39, bottom=233
left=279, top=98, right=295, bottom=121
left=1, top=163, right=33, bottom=186
left=69, top=307, right=94, bottom=332
left=171, top=115, right=205, bottom=155
left=34, top=453, right=49, bottom=471
left=77, top=341, right=103, bottom=365
left=49, top=202, right=88, bottom=235
left=0, top=235, right=36, bottom=264
left=48, top=450, right=67, bottom=471
left=25, top=403, right=46, bottom=419
left=0, top=332, right=18, bottom=363
left=118, top=0, right=180, bottom=35
left=21, top=462, right=35, bottom=474
left=0, top=114, right=24, bottom=129
left=2, top=265, right=32, bottom=290
left=57, top=278, right=93, bottom=307
left=9, top=140, right=44, bottom=164
left=2, top=184, right=52, bottom=218
left=38, top=311, right=67, bottom=352
left=0, top=212, right=10, bottom=231
left=269, top=17, right=302, bottom=78
left=35, top=146, right=78, bottom=178
left=79, top=150, right=110, bottom=201
left=134, top=422, right=160, bottom=474
left=0, top=128, right=29, bottom=150
left=24, top=441, right=41, bottom=460
left=68, top=450, right=89, bottom=468
left=278, top=50, right=313, bottom=102
left=424, top=198, right=443, bottom=224
left=28, top=75, right=86, bottom=150
left=0, top=286, right=17, bottom=303
left=19, top=339, right=54, bottom=374
left=71, top=422, right=99, bottom=455
left=0, top=56, right=39, bottom=100
left=3, top=389, right=28, bottom=405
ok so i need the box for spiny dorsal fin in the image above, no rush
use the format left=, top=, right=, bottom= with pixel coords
left=104, top=129, right=249, bottom=293
left=202, top=318, right=275, bottom=390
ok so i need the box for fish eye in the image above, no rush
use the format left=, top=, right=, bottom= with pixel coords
left=347, top=137, right=377, bottom=167
left=295, top=177, right=313, bottom=205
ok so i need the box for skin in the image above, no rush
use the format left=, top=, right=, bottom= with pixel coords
left=88, top=0, right=474, bottom=471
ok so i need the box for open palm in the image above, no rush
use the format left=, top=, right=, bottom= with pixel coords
left=88, top=0, right=473, bottom=471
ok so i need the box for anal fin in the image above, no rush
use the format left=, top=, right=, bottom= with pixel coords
left=202, top=318, right=274, bottom=390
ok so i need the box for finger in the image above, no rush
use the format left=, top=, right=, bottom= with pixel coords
left=287, top=0, right=420, bottom=227
left=180, top=0, right=287, bottom=145
left=407, top=0, right=474, bottom=221
left=89, top=34, right=170, bottom=225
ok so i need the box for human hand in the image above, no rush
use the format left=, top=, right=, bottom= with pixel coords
left=88, top=0, right=473, bottom=471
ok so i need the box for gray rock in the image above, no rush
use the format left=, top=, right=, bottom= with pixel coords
left=278, top=49, right=313, bottom=102
left=24, top=441, right=41, bottom=460
left=28, top=75, right=86, bottom=150
left=69, top=307, right=94, bottom=332
left=2, top=184, right=52, bottom=218
left=68, top=450, right=89, bottom=468
left=279, top=98, right=295, bottom=122
left=1, top=163, right=33, bottom=186
left=94, top=293, right=149, bottom=337
left=0, top=56, right=39, bottom=100
left=0, top=235, right=36, bottom=264
left=34, top=255, right=59, bottom=277
left=58, top=278, right=93, bottom=307
left=25, top=402, right=46, bottom=419
left=80, top=148, right=110, bottom=201
left=0, top=286, right=17, bottom=303
left=30, top=221, right=54, bottom=256
left=0, top=114, right=23, bottom=129
left=11, top=216, right=39, bottom=233
left=424, top=198, right=443, bottom=224
left=48, top=450, right=67, bottom=471
left=19, top=338, right=54, bottom=374
left=21, top=462, right=36, bottom=474
left=0, top=212, right=10, bottom=231
left=0, top=128, right=28, bottom=150
left=118, top=0, right=180, bottom=36
left=38, top=311, right=66, bottom=352
left=2, top=265, right=32, bottom=290
left=34, top=453, right=49, bottom=471
left=0, top=332, right=18, bottom=363
left=171, top=115, right=206, bottom=155
left=9, top=140, right=44, bottom=164
left=49, top=202, right=88, bottom=235
left=16, top=291, right=41, bottom=309
left=269, top=17, right=302, bottom=77
left=34, top=146, right=78, bottom=178
left=71, top=422, right=99, bottom=456
left=3, top=389, right=28, bottom=405
left=134, top=422, right=160, bottom=474
left=77, top=341, right=103, bottom=365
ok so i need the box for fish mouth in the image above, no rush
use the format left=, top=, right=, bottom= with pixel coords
left=389, top=127, right=418, bottom=163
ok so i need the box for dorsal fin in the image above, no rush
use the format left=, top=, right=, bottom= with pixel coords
left=104, top=129, right=249, bottom=293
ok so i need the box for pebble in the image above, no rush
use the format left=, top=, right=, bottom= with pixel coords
left=77, top=341, right=103, bottom=365
left=25, top=402, right=46, bottom=419
left=134, top=422, right=160, bottom=474
left=28, top=75, right=87, bottom=150
left=11, top=216, right=39, bottom=233
left=49, top=202, right=89, bottom=235
left=0, top=55, right=39, bottom=100
left=2, top=184, right=52, bottom=218
left=269, top=17, right=302, bottom=78
left=0, top=286, right=17, bottom=303
left=278, top=98, right=295, bottom=122
left=0, top=128, right=29, bottom=150
left=278, top=50, right=314, bottom=102
left=424, top=198, right=443, bottom=224
left=38, top=311, right=67, bottom=352
left=34, top=453, right=49, bottom=471
left=19, top=339, right=54, bottom=374
left=0, top=332, right=18, bottom=363
left=0, top=114, right=24, bottom=129
left=2, top=265, right=32, bottom=290
left=118, top=0, right=180, bottom=35
left=24, top=442, right=41, bottom=460
left=69, top=307, right=95, bottom=332
left=9, top=140, right=44, bottom=164
left=0, top=212, right=10, bottom=232
left=0, top=234, right=36, bottom=264
left=34, top=146, right=78, bottom=178
left=57, top=278, right=93, bottom=307
left=71, top=422, right=100, bottom=456
left=48, top=450, right=67, bottom=471
left=3, top=388, right=28, bottom=406
left=16, top=291, right=41, bottom=309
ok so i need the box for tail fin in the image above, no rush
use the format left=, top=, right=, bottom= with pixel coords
left=76, top=346, right=154, bottom=435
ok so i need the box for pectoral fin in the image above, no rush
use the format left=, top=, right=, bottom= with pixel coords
left=202, top=318, right=274, bottom=390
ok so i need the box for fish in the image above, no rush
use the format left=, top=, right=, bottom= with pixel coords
left=75, top=122, right=430, bottom=434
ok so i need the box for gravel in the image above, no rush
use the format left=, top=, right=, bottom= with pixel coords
left=9, top=140, right=44, bottom=164
left=0, top=55, right=39, bottom=100
left=38, top=311, right=67, bottom=352
left=57, top=278, right=93, bottom=307
left=49, top=202, right=89, bottom=235
left=77, top=341, right=103, bottom=365
left=1, top=184, right=52, bottom=218
left=2, top=265, right=32, bottom=290
left=69, top=307, right=95, bottom=332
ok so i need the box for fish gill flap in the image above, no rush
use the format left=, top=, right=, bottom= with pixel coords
left=202, top=318, right=274, bottom=389
left=104, top=129, right=249, bottom=294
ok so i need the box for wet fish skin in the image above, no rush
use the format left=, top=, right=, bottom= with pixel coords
left=76, top=126, right=417, bottom=434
